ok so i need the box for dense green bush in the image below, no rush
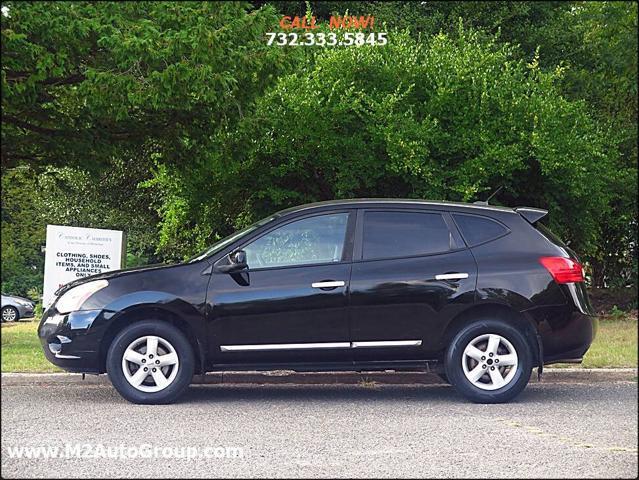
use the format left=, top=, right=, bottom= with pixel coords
left=154, top=28, right=622, bottom=277
left=1, top=1, right=636, bottom=293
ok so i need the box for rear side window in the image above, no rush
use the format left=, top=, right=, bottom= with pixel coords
left=362, top=211, right=452, bottom=260
left=453, top=214, right=509, bottom=246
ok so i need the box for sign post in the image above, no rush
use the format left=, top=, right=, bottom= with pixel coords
left=43, top=225, right=125, bottom=308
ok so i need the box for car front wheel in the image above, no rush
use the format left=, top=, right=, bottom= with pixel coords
left=445, top=318, right=533, bottom=403
left=1, top=306, right=19, bottom=322
left=106, top=320, right=194, bottom=404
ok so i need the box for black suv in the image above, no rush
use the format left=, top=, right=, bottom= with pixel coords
left=38, top=199, right=597, bottom=404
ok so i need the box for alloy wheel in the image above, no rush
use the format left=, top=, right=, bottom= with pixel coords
left=2, top=307, right=18, bottom=322
left=461, top=333, right=518, bottom=391
left=121, top=335, right=180, bottom=393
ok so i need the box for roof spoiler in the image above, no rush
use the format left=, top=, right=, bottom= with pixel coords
left=515, top=207, right=548, bottom=224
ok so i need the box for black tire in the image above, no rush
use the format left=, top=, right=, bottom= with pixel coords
left=445, top=318, right=533, bottom=404
left=106, top=320, right=194, bottom=404
left=436, top=373, right=449, bottom=384
left=1, top=306, right=19, bottom=322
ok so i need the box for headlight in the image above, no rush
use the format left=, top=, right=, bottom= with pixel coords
left=56, top=280, right=109, bottom=314
left=17, top=300, right=32, bottom=306
left=43, top=314, right=64, bottom=326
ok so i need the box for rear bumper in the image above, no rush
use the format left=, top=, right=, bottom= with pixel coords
left=523, top=281, right=597, bottom=365
left=539, top=311, right=598, bottom=364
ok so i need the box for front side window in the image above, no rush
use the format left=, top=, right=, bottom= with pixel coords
left=244, top=213, right=349, bottom=269
left=362, top=211, right=452, bottom=260
left=189, top=215, right=278, bottom=262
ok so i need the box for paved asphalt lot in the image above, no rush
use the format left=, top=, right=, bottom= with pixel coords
left=1, top=379, right=637, bottom=478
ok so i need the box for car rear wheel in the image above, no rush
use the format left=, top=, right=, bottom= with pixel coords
left=106, top=320, right=194, bottom=404
left=445, top=318, right=533, bottom=403
left=1, top=306, right=19, bottom=322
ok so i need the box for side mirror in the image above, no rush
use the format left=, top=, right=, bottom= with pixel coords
left=215, top=250, right=248, bottom=273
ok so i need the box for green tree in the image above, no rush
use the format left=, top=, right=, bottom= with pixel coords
left=37, top=158, right=162, bottom=267
left=246, top=1, right=638, bottom=287
left=2, top=0, right=302, bottom=264
left=1, top=167, right=45, bottom=297
left=227, top=28, right=618, bottom=274
left=1, top=161, right=161, bottom=296
left=2, top=1, right=636, bottom=288
left=529, top=2, right=638, bottom=285
left=1, top=1, right=293, bottom=170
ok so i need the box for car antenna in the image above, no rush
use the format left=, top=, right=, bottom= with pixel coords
left=474, top=185, right=503, bottom=206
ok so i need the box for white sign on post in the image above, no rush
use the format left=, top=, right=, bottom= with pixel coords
left=43, top=225, right=125, bottom=308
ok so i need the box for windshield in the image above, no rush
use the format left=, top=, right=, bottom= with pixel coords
left=188, top=215, right=278, bottom=262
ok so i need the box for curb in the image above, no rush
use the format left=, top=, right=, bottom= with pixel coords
left=1, top=368, right=636, bottom=386
left=539, top=367, right=637, bottom=383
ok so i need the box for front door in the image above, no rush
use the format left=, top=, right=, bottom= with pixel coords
left=207, top=211, right=355, bottom=367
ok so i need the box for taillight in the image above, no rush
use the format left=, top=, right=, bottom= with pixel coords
left=539, top=256, right=585, bottom=283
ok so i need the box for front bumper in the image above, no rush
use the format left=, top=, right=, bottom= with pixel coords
left=37, top=308, right=106, bottom=373
left=17, top=303, right=35, bottom=318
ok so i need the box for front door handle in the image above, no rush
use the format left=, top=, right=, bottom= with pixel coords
left=435, top=273, right=469, bottom=281
left=311, top=280, right=345, bottom=289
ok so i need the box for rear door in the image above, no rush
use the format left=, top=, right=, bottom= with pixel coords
left=349, top=208, right=477, bottom=362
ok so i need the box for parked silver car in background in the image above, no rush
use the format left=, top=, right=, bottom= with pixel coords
left=1, top=294, right=35, bottom=322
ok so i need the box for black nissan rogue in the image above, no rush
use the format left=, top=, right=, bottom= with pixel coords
left=38, top=199, right=597, bottom=404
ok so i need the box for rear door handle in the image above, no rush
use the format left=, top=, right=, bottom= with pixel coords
left=435, top=273, right=469, bottom=281
left=311, top=280, right=345, bottom=289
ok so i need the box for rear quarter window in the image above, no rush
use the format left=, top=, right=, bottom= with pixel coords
left=452, top=213, right=509, bottom=246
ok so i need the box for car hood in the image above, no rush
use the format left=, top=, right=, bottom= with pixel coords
left=54, top=263, right=181, bottom=296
